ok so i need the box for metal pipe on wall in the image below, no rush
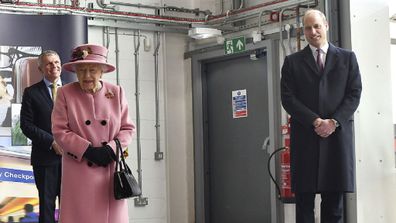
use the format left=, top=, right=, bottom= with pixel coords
left=99, top=28, right=148, bottom=205
left=279, top=8, right=287, bottom=57
left=102, top=27, right=106, bottom=46
left=114, top=27, right=120, bottom=85
left=257, top=10, right=273, bottom=37
left=133, top=29, right=143, bottom=194
left=1, top=0, right=316, bottom=28
left=109, top=1, right=161, bottom=10
left=96, top=0, right=116, bottom=10
left=285, top=23, right=293, bottom=54
left=238, top=0, right=244, bottom=10
left=105, top=26, right=110, bottom=49
left=0, top=3, right=199, bottom=25
left=153, top=31, right=163, bottom=161
left=207, top=0, right=315, bottom=25
left=296, top=6, right=302, bottom=51
left=132, top=30, right=148, bottom=206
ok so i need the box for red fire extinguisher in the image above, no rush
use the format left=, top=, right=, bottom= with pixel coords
left=280, top=120, right=295, bottom=203
left=268, top=119, right=295, bottom=203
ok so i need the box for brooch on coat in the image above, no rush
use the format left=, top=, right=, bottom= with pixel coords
left=123, top=148, right=129, bottom=158
left=105, top=90, right=115, bottom=99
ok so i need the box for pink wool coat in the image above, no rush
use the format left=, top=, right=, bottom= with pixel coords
left=52, top=81, right=135, bottom=223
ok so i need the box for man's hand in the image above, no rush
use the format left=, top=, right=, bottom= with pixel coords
left=313, top=118, right=337, bottom=138
left=52, top=141, right=63, bottom=156
left=313, top=118, right=322, bottom=128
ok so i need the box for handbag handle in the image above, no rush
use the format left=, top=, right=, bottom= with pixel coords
left=114, top=138, right=129, bottom=173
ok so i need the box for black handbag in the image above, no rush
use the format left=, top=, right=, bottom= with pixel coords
left=113, top=138, right=142, bottom=200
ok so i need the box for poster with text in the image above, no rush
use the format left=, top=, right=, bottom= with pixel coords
left=0, top=46, right=41, bottom=222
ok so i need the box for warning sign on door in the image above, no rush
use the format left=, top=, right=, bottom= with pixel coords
left=232, top=89, right=248, bottom=118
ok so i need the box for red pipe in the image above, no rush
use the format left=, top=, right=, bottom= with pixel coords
left=15, top=2, right=204, bottom=22
left=208, top=0, right=288, bottom=20
left=14, top=0, right=295, bottom=24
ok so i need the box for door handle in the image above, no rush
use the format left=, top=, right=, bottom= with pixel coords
left=261, top=136, right=270, bottom=151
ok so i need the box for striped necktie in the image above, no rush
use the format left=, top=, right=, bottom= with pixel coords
left=316, top=48, right=324, bottom=71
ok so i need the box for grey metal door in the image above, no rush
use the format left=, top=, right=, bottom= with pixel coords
left=204, top=53, right=271, bottom=223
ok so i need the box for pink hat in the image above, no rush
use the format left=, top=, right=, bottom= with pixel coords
left=62, top=44, right=115, bottom=73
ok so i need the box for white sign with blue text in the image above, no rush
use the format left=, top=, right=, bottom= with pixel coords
left=232, top=89, right=248, bottom=118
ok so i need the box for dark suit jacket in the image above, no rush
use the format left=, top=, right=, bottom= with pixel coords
left=20, top=80, right=61, bottom=166
left=280, top=43, right=362, bottom=193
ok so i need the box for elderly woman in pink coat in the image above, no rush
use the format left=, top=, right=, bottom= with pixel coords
left=51, top=44, right=134, bottom=223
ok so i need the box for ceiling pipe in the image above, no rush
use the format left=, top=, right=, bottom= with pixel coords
left=220, top=0, right=224, bottom=15
left=0, top=0, right=315, bottom=31
left=96, top=0, right=116, bottom=11
left=257, top=10, right=273, bottom=36
left=238, top=0, right=244, bottom=10
left=107, top=1, right=161, bottom=10
left=96, top=0, right=212, bottom=17
left=206, top=0, right=315, bottom=25
left=0, top=3, right=203, bottom=24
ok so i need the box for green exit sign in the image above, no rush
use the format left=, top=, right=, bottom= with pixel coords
left=224, top=36, right=246, bottom=55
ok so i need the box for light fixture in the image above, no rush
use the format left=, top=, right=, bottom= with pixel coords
left=252, top=30, right=261, bottom=43
left=188, top=26, right=222, bottom=40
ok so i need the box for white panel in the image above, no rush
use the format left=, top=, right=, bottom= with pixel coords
left=126, top=138, right=166, bottom=160
left=350, top=0, right=396, bottom=223
left=164, top=32, right=195, bottom=223
left=389, top=23, right=396, bottom=38
left=130, top=197, right=166, bottom=219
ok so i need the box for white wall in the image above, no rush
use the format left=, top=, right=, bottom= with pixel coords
left=89, top=27, right=170, bottom=223
left=391, top=20, right=396, bottom=123
left=350, top=0, right=396, bottom=222
left=163, top=33, right=195, bottom=223
left=88, top=4, right=196, bottom=223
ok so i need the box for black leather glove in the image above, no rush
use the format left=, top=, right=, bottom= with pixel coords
left=83, top=145, right=116, bottom=167
left=105, top=145, right=116, bottom=161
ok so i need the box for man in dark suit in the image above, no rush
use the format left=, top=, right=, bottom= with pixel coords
left=20, top=50, right=63, bottom=223
left=280, top=9, right=362, bottom=223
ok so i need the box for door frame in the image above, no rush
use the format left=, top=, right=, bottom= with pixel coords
left=191, top=39, right=282, bottom=223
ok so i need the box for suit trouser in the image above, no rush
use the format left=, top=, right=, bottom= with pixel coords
left=295, top=192, right=344, bottom=223
left=33, top=163, right=61, bottom=223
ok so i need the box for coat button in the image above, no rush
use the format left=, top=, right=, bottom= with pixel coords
left=85, top=120, right=91, bottom=125
left=101, top=120, right=107, bottom=126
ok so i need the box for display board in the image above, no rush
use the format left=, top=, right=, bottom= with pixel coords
left=0, top=14, right=87, bottom=222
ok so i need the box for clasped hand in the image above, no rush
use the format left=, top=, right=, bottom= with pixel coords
left=83, top=145, right=116, bottom=167
left=313, top=118, right=336, bottom=138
